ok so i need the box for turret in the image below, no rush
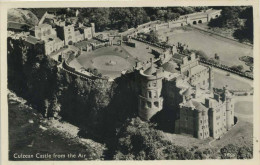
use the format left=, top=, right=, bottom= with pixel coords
left=90, top=23, right=95, bottom=37
left=224, top=86, right=234, bottom=130
left=138, top=65, right=163, bottom=121
left=208, top=66, right=213, bottom=92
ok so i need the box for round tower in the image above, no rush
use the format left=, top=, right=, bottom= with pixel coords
left=138, top=62, right=164, bottom=121
left=224, top=86, right=234, bottom=130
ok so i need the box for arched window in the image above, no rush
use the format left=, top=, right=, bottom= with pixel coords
left=154, top=101, right=159, bottom=108
left=193, top=21, right=197, bottom=25
left=148, top=91, right=152, bottom=98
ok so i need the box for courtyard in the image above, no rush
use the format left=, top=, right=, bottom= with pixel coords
left=72, top=39, right=162, bottom=79
left=75, top=45, right=137, bottom=78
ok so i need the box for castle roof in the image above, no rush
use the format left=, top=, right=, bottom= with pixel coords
left=25, top=35, right=41, bottom=45
left=162, top=61, right=179, bottom=73
left=144, top=65, right=157, bottom=75
left=182, top=100, right=194, bottom=108
left=191, top=100, right=207, bottom=112
left=182, top=99, right=208, bottom=112
left=36, top=24, right=51, bottom=29
left=172, top=53, right=186, bottom=64
left=190, top=65, right=207, bottom=75
left=182, top=87, right=193, bottom=96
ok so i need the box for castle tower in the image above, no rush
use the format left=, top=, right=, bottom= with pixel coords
left=75, top=9, right=79, bottom=17
left=208, top=66, right=214, bottom=92
left=224, top=86, right=234, bottom=130
left=138, top=60, right=164, bottom=121
left=90, top=23, right=95, bottom=37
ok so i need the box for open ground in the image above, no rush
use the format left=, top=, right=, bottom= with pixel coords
left=157, top=26, right=253, bottom=71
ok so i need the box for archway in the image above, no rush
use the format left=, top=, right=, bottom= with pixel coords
left=193, top=21, right=197, bottom=25
left=198, top=20, right=202, bottom=24
left=215, top=15, right=219, bottom=18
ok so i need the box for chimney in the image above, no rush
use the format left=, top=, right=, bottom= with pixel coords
left=205, top=98, right=211, bottom=108
left=191, top=52, right=196, bottom=61
left=214, top=93, right=220, bottom=102
left=182, top=56, right=188, bottom=64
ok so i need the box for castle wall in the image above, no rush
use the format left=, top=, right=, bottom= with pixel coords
left=197, top=110, right=210, bottom=139
left=226, top=96, right=234, bottom=130
left=178, top=107, right=197, bottom=136
left=189, top=67, right=210, bottom=90
left=208, top=100, right=227, bottom=139
left=177, top=106, right=209, bottom=139
left=56, top=25, right=75, bottom=45
left=83, top=27, right=93, bottom=40
left=162, top=79, right=183, bottom=132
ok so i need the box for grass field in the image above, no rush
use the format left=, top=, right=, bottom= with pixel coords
left=76, top=46, right=136, bottom=78
left=235, top=101, right=253, bottom=115
left=163, top=132, right=212, bottom=150
left=8, top=94, right=105, bottom=160
left=211, top=97, right=253, bottom=148
left=159, top=27, right=253, bottom=71
left=213, top=71, right=252, bottom=90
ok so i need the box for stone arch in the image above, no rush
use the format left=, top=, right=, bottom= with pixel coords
left=193, top=21, right=197, bottom=25
left=215, top=15, right=219, bottom=18
left=198, top=20, right=202, bottom=24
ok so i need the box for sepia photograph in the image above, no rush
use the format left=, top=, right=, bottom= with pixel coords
left=1, top=1, right=259, bottom=163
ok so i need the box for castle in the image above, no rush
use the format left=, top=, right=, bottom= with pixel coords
left=7, top=8, right=233, bottom=140
left=8, top=11, right=96, bottom=56
left=135, top=51, right=234, bottom=140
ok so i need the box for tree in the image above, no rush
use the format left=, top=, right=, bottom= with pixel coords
left=220, top=144, right=239, bottom=159
left=233, top=7, right=253, bottom=43
left=230, top=65, right=244, bottom=72
left=114, top=118, right=195, bottom=160
left=237, top=146, right=253, bottom=159
left=146, top=31, right=159, bottom=43
left=190, top=50, right=208, bottom=60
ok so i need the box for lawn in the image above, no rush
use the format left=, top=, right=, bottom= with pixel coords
left=121, top=40, right=159, bottom=62
left=163, top=132, right=212, bottom=150
left=76, top=46, right=136, bottom=78
left=235, top=101, right=253, bottom=115
left=210, top=120, right=253, bottom=148
left=159, top=27, right=253, bottom=71
left=213, top=71, right=252, bottom=90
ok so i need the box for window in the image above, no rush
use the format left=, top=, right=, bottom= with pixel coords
left=148, top=91, right=152, bottom=98
left=200, top=133, right=202, bottom=136
left=203, top=80, right=205, bottom=85
left=200, top=120, right=202, bottom=124
left=154, top=101, right=159, bottom=108
left=153, top=82, right=157, bottom=87
left=141, top=101, right=146, bottom=109
left=147, top=102, right=152, bottom=108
